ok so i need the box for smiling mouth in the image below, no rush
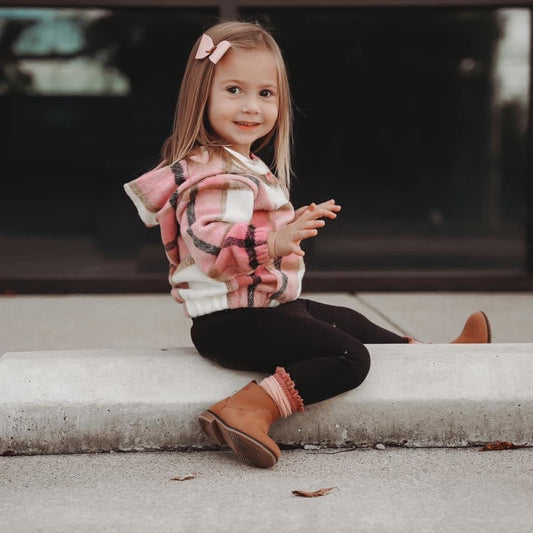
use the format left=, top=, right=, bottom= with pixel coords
left=234, top=121, right=260, bottom=129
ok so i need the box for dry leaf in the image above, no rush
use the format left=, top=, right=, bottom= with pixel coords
left=292, top=487, right=336, bottom=498
left=170, top=474, right=196, bottom=481
left=479, top=441, right=528, bottom=451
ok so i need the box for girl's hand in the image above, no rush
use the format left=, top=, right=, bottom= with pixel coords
left=268, top=200, right=341, bottom=257
left=294, top=199, right=341, bottom=221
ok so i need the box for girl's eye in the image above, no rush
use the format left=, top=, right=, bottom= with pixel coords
left=227, top=86, right=241, bottom=94
left=260, top=89, right=273, bottom=97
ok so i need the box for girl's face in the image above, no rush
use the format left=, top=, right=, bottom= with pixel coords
left=207, top=47, right=279, bottom=157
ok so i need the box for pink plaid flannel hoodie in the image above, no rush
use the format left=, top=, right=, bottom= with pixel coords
left=124, top=148, right=305, bottom=317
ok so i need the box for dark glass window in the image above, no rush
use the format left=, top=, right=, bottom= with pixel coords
left=1, top=6, right=531, bottom=291
left=1, top=7, right=218, bottom=288
left=242, top=8, right=530, bottom=273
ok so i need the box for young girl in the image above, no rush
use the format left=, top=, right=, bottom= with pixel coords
left=124, top=21, right=491, bottom=469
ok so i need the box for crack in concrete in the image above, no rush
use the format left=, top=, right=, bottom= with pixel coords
left=354, top=293, right=414, bottom=339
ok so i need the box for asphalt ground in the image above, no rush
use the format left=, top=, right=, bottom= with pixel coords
left=2, top=292, right=532, bottom=531
left=1, top=292, right=532, bottom=358
left=1, top=448, right=532, bottom=533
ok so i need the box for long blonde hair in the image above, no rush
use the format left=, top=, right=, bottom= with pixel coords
left=160, top=21, right=293, bottom=189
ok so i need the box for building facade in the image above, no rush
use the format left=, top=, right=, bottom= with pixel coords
left=1, top=0, right=532, bottom=291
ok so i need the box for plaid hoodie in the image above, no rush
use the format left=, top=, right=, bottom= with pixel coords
left=124, top=147, right=304, bottom=317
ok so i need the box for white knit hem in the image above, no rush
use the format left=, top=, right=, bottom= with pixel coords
left=123, top=182, right=159, bottom=227
left=183, top=295, right=230, bottom=318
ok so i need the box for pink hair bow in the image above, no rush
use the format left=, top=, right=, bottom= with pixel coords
left=195, top=34, right=231, bottom=64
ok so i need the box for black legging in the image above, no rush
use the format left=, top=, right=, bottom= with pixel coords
left=191, top=298, right=408, bottom=406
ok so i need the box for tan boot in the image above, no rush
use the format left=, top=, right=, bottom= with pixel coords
left=198, top=381, right=281, bottom=468
left=451, top=311, right=492, bottom=343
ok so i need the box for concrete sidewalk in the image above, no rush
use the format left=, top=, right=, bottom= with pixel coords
left=1, top=292, right=532, bottom=455
left=3, top=448, right=533, bottom=533
left=2, top=292, right=532, bottom=356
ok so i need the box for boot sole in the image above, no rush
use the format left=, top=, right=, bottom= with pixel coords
left=198, top=410, right=278, bottom=469
left=481, top=311, right=492, bottom=343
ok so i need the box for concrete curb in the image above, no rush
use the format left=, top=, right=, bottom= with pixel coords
left=1, top=344, right=532, bottom=455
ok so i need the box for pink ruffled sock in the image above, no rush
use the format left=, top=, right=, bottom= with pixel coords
left=259, top=367, right=305, bottom=418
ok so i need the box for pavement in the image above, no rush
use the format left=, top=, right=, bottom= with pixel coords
left=1, top=292, right=532, bottom=455
left=2, top=448, right=533, bottom=533
left=1, top=291, right=533, bottom=531
left=2, top=292, right=532, bottom=356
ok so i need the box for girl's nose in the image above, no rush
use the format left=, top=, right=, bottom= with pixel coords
left=241, top=98, right=260, bottom=114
